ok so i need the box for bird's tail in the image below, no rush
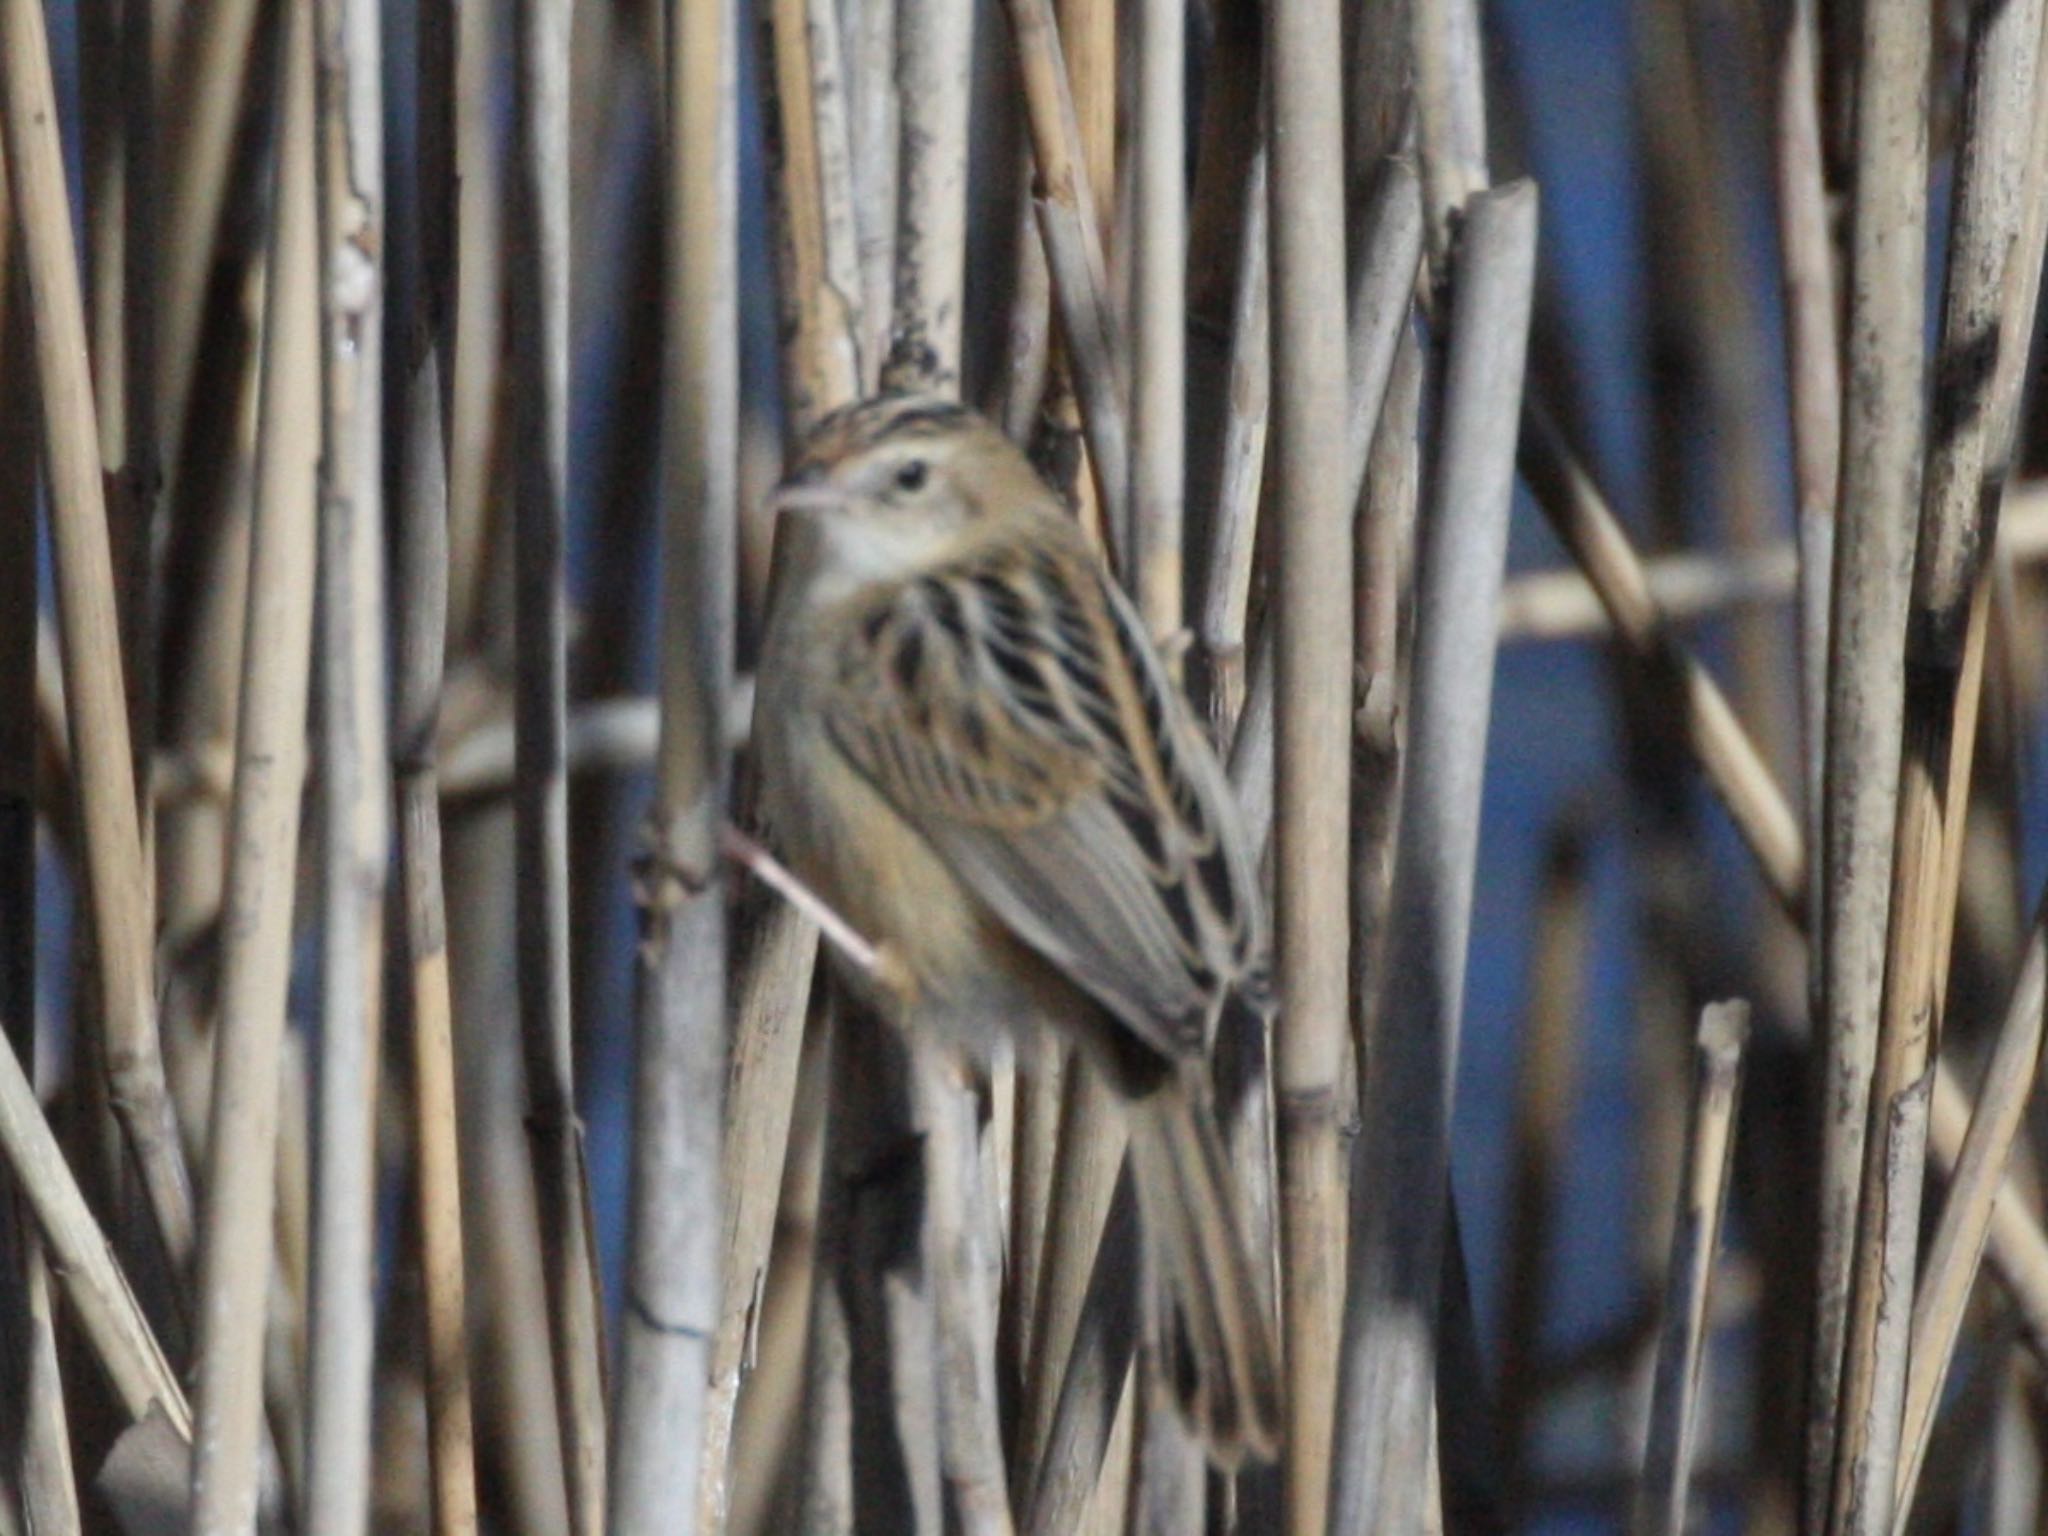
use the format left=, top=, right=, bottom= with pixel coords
left=1126, top=1081, right=1283, bottom=1468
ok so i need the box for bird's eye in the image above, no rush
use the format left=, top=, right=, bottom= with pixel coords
left=894, top=458, right=929, bottom=493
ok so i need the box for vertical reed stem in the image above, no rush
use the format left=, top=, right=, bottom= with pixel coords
left=509, top=0, right=610, bottom=1524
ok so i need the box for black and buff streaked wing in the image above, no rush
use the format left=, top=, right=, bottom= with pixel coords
left=822, top=513, right=1269, bottom=1059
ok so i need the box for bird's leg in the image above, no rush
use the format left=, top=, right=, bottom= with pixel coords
left=719, top=822, right=894, bottom=981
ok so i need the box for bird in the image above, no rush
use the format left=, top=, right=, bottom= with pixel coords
left=752, top=390, right=1282, bottom=1467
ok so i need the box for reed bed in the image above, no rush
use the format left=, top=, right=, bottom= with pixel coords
left=6, top=0, right=2048, bottom=1533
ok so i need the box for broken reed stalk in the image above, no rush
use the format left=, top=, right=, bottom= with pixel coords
left=0, top=1034, right=190, bottom=1436
left=302, top=0, right=392, bottom=1524
left=609, top=0, right=739, bottom=1523
left=1196, top=142, right=1268, bottom=738
left=1410, top=0, right=1488, bottom=255
left=1329, top=179, right=1538, bottom=1536
left=1520, top=405, right=2048, bottom=1366
left=509, top=0, right=609, bottom=1524
left=999, top=0, right=1130, bottom=556
left=1267, top=0, right=1357, bottom=1522
left=1774, top=0, right=1842, bottom=862
left=1896, top=897, right=2048, bottom=1524
left=1634, top=1000, right=1749, bottom=1536
left=0, top=0, right=197, bottom=1293
left=186, top=5, right=320, bottom=1526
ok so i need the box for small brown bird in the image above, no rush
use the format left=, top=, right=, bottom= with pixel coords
left=754, top=391, right=1281, bottom=1466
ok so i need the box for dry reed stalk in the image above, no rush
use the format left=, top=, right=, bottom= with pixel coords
left=609, top=0, right=739, bottom=1523
left=20, top=1237, right=82, bottom=1536
left=389, top=1, right=478, bottom=1528
left=842, top=0, right=898, bottom=389
left=1129, top=0, right=1182, bottom=644
left=1013, top=1063, right=1129, bottom=1501
left=1835, top=1073, right=1934, bottom=1536
left=1500, top=813, right=1594, bottom=1489
left=1195, top=143, right=1268, bottom=739
left=302, top=0, right=392, bottom=1524
left=707, top=0, right=871, bottom=1522
left=699, top=896, right=820, bottom=1532
left=444, top=0, right=506, bottom=648
left=156, top=0, right=264, bottom=496
left=1807, top=0, right=1933, bottom=1517
left=1409, top=0, right=1487, bottom=255
left=1029, top=0, right=1117, bottom=558
left=0, top=1035, right=190, bottom=1437
left=1329, top=179, right=1538, bottom=1536
left=1518, top=409, right=1805, bottom=914
left=999, top=0, right=1130, bottom=555
left=82, top=0, right=158, bottom=820
left=1, top=0, right=197, bottom=1292
left=805, top=1003, right=944, bottom=1531
left=1634, top=1001, right=1749, bottom=1536
left=1775, top=0, right=1843, bottom=863
left=918, top=1057, right=1015, bottom=1535
left=185, top=3, right=320, bottom=1524
left=761, top=0, right=863, bottom=434
left=1523, top=434, right=2048, bottom=1351
left=994, top=162, right=1056, bottom=441
left=1004, top=0, right=1130, bottom=1497
left=1021, top=1167, right=1140, bottom=1536
left=1267, top=0, right=1356, bottom=1524
left=1895, top=899, right=2047, bottom=1524
left=1830, top=0, right=2035, bottom=1516
left=1343, top=162, right=1426, bottom=1203
left=882, top=0, right=972, bottom=393
left=508, top=0, right=609, bottom=1523
left=1893, top=25, right=2048, bottom=1508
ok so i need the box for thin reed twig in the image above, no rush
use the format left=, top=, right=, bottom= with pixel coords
left=186, top=5, right=321, bottom=1525
left=1634, top=1000, right=1749, bottom=1536
left=1329, top=179, right=1539, bottom=1536
left=1774, top=0, right=1842, bottom=877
